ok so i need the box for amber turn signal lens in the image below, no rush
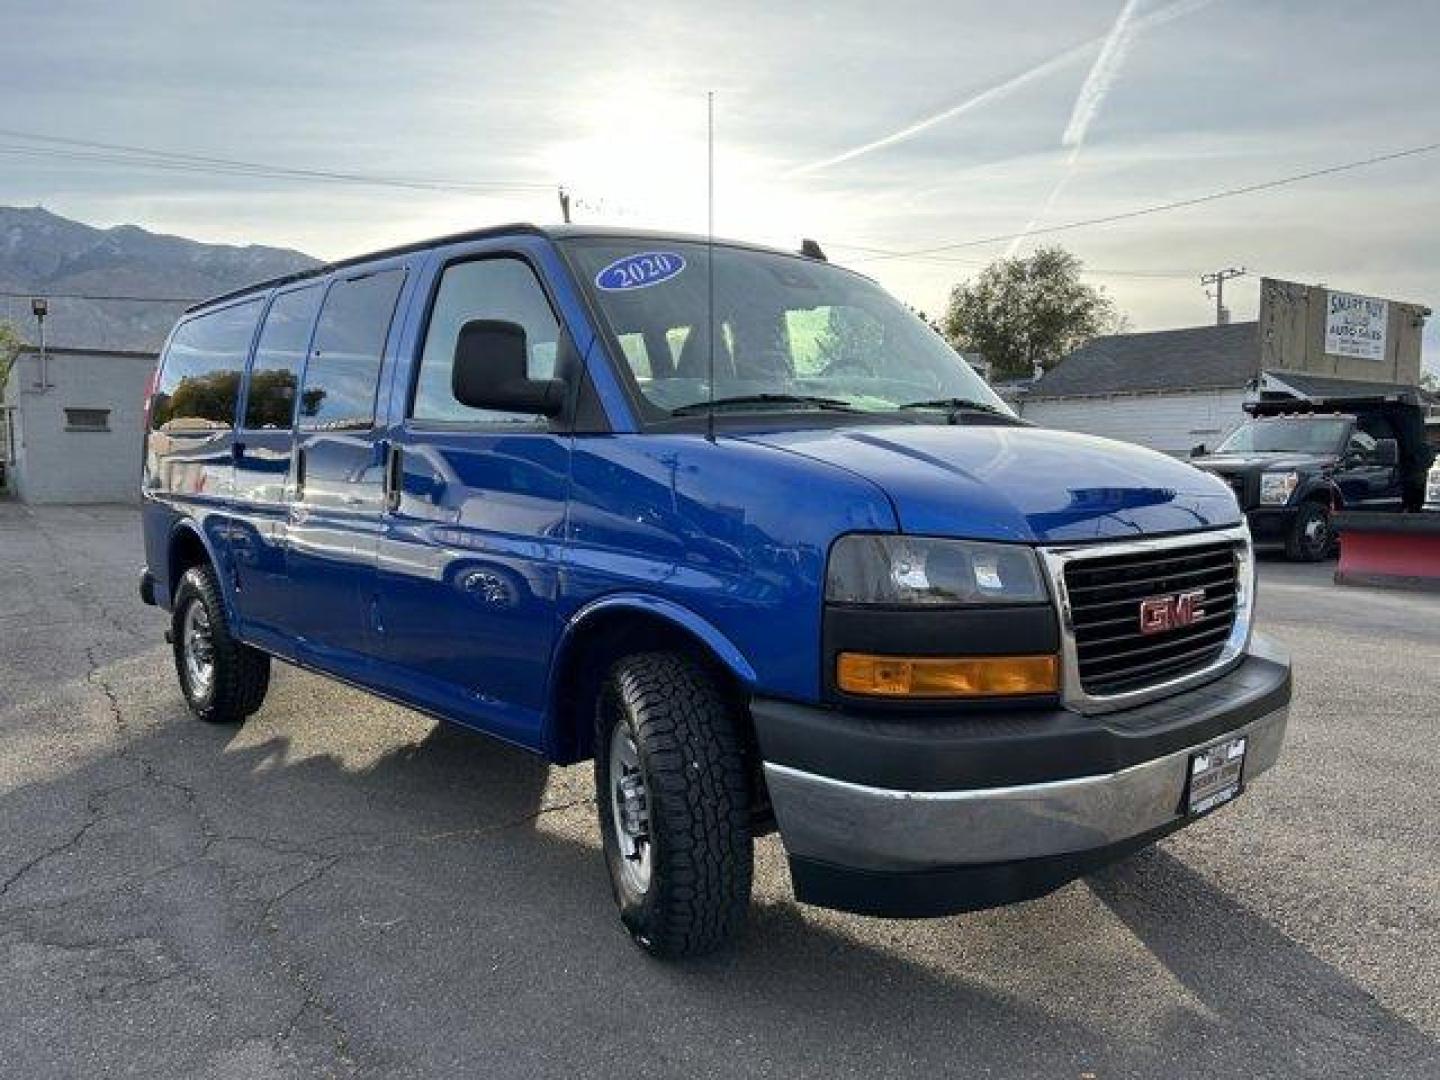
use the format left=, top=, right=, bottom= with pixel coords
left=836, top=653, right=1059, bottom=698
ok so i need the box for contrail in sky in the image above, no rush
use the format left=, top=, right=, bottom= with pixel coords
left=784, top=40, right=1097, bottom=177
left=1004, top=0, right=1215, bottom=256
left=1062, top=0, right=1144, bottom=150
left=789, top=0, right=1214, bottom=179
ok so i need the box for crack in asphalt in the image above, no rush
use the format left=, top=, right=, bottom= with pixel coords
left=12, top=526, right=366, bottom=1074
left=0, top=816, right=106, bottom=899
left=7, top=512, right=601, bottom=1077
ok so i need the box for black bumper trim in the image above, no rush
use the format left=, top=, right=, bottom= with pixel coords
left=788, top=818, right=1189, bottom=918
left=750, top=641, right=1291, bottom=792
left=1245, top=507, right=1298, bottom=545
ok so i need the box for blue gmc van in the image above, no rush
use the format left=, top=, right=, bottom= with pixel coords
left=139, top=225, right=1292, bottom=957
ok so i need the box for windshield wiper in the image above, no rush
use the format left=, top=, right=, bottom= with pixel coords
left=897, top=397, right=1021, bottom=424
left=898, top=397, right=1009, bottom=416
left=672, top=393, right=862, bottom=416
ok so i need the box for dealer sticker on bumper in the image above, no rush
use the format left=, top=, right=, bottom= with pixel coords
left=1187, top=735, right=1247, bottom=816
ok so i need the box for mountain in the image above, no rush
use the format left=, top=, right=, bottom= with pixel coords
left=0, top=206, right=321, bottom=352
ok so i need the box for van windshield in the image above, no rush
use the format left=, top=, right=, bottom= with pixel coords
left=1216, top=417, right=1350, bottom=455
left=562, top=239, right=1008, bottom=418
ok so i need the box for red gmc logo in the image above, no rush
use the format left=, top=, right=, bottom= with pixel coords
left=1139, top=588, right=1206, bottom=635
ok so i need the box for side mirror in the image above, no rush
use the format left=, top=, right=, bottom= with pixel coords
left=1370, top=438, right=1400, bottom=467
left=1190, top=443, right=1208, bottom=458
left=452, top=319, right=566, bottom=417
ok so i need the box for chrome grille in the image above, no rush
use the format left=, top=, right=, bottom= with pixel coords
left=1062, top=540, right=1239, bottom=697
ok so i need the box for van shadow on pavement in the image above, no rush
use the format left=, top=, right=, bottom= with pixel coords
left=2, top=661, right=1435, bottom=1078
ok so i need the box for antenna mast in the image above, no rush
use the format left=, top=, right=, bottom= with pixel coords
left=706, top=91, right=716, bottom=443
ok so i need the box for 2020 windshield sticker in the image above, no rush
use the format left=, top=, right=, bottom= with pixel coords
left=595, top=251, right=686, bottom=291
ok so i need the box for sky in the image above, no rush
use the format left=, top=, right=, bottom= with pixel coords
left=1, top=0, right=1437, bottom=371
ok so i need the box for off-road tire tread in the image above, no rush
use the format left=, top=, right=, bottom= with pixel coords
left=172, top=565, right=270, bottom=723
left=599, top=652, right=753, bottom=958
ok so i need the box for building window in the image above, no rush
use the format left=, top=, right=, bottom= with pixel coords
left=65, top=407, right=111, bottom=432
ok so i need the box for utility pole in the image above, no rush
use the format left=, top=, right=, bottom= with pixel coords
left=30, top=297, right=49, bottom=390
left=1200, top=267, right=1245, bottom=325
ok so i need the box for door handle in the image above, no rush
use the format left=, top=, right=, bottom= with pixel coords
left=294, top=446, right=307, bottom=500
left=384, top=443, right=403, bottom=512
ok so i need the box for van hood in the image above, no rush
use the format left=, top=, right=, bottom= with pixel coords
left=737, top=425, right=1240, bottom=543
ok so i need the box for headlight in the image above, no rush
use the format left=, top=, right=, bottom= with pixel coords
left=826, top=535, right=1048, bottom=605
left=1258, top=471, right=1299, bottom=506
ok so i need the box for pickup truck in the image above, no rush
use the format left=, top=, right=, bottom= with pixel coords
left=139, top=224, right=1292, bottom=956
left=1427, top=419, right=1440, bottom=511
left=1191, top=404, right=1433, bottom=560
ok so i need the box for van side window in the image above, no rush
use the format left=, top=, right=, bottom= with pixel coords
left=299, top=269, right=405, bottom=431
left=412, top=258, right=561, bottom=424
left=150, top=299, right=263, bottom=432
left=244, top=285, right=323, bottom=430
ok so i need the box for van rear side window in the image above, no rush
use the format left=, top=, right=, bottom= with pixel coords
left=299, top=269, right=405, bottom=431
left=151, top=299, right=263, bottom=432
left=244, top=285, right=323, bottom=430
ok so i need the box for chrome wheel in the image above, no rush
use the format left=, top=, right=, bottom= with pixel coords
left=1304, top=515, right=1328, bottom=548
left=608, top=724, right=652, bottom=897
left=181, top=599, right=215, bottom=698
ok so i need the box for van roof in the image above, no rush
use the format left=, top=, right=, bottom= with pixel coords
left=185, top=224, right=824, bottom=315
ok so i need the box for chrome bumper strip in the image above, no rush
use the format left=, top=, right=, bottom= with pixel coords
left=764, top=704, right=1288, bottom=873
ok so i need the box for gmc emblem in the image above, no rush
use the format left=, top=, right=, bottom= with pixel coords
left=1139, top=588, right=1206, bottom=635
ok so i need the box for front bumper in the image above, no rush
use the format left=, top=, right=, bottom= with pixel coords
left=1246, top=506, right=1299, bottom=546
left=752, top=633, right=1291, bottom=917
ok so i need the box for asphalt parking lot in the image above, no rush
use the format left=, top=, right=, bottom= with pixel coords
left=1, top=503, right=1436, bottom=1079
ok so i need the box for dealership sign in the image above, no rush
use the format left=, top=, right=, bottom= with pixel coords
left=1324, top=290, right=1388, bottom=360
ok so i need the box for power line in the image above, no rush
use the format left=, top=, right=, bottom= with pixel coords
left=826, top=241, right=1198, bottom=278
left=0, top=128, right=556, bottom=195
left=846, top=140, right=1440, bottom=262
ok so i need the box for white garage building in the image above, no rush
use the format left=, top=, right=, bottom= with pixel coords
left=1, top=344, right=157, bottom=503
left=1019, top=322, right=1257, bottom=458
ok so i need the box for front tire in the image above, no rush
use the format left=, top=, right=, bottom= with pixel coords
left=171, top=565, right=270, bottom=723
left=594, top=652, right=753, bottom=958
left=1285, top=500, right=1332, bottom=562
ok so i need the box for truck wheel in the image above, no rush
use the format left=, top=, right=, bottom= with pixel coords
left=171, top=565, right=270, bottom=723
left=594, top=652, right=753, bottom=958
left=1285, top=501, right=1332, bottom=562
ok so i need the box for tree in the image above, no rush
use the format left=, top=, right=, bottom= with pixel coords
left=0, top=321, right=21, bottom=399
left=941, top=247, right=1126, bottom=380
left=1421, top=368, right=1438, bottom=393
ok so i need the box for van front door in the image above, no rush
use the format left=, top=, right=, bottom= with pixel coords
left=285, top=266, right=407, bottom=665
left=376, top=254, right=573, bottom=749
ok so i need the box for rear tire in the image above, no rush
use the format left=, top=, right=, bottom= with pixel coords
left=594, top=652, right=753, bottom=958
left=1284, top=500, right=1332, bottom=562
left=171, top=565, right=270, bottom=723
